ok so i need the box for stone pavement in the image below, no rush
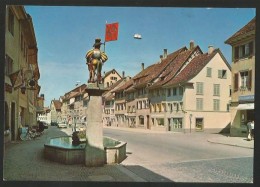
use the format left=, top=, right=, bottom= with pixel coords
left=3, top=125, right=253, bottom=182
left=3, top=126, right=145, bottom=182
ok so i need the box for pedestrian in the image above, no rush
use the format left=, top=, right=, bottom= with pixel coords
left=251, top=120, right=254, bottom=140
left=247, top=120, right=252, bottom=141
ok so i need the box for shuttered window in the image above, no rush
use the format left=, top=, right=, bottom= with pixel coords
left=248, top=70, right=252, bottom=90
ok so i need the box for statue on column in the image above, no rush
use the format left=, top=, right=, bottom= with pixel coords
left=85, top=38, right=108, bottom=84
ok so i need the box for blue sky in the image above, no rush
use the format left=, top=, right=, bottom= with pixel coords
left=24, top=6, right=255, bottom=107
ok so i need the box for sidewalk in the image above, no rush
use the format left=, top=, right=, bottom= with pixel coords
left=207, top=135, right=254, bottom=149
left=3, top=126, right=146, bottom=182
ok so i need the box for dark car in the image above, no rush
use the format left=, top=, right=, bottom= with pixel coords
left=43, top=122, right=48, bottom=129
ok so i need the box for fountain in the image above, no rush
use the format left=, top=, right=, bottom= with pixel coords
left=44, top=38, right=127, bottom=165
left=44, top=136, right=127, bottom=165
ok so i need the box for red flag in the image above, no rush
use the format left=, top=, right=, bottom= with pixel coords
left=105, top=22, right=119, bottom=42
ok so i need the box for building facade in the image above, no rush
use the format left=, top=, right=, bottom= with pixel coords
left=107, top=41, right=232, bottom=133
left=225, top=17, right=255, bottom=137
left=59, top=84, right=88, bottom=125
left=5, top=6, right=41, bottom=142
left=103, top=69, right=122, bottom=88
left=50, top=100, right=62, bottom=124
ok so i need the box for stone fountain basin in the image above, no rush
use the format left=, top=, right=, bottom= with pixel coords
left=44, top=136, right=127, bottom=165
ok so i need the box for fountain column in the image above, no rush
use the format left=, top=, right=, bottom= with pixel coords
left=85, top=83, right=107, bottom=166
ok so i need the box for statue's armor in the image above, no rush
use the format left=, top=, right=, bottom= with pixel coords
left=92, top=49, right=101, bottom=58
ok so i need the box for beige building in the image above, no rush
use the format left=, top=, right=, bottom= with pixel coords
left=50, top=100, right=62, bottom=124
left=59, top=84, right=88, bottom=125
left=103, top=69, right=122, bottom=88
left=102, top=77, right=130, bottom=127
left=110, top=41, right=231, bottom=133
left=5, top=6, right=40, bottom=142
left=225, top=17, right=255, bottom=137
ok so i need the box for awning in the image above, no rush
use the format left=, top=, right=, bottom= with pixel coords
left=236, top=103, right=254, bottom=110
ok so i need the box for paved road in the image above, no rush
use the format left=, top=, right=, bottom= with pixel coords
left=104, top=128, right=254, bottom=183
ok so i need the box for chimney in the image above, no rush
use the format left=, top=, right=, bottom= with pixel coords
left=163, top=49, right=168, bottom=58
left=141, top=63, right=144, bottom=71
left=208, top=45, right=214, bottom=54
left=122, top=71, right=125, bottom=78
left=190, top=40, right=195, bottom=50
left=160, top=55, right=163, bottom=63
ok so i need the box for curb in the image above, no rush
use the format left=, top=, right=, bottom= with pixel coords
left=115, top=165, right=147, bottom=182
left=207, top=139, right=254, bottom=149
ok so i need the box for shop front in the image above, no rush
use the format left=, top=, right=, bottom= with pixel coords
left=230, top=95, right=254, bottom=137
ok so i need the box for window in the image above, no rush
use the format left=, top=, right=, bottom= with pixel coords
left=179, top=87, right=184, bottom=95
left=157, top=89, right=160, bottom=96
left=206, top=67, right=212, bottom=77
left=213, top=99, right=220, bottom=111
left=5, top=54, right=13, bottom=75
left=195, top=118, right=204, bottom=131
left=234, top=41, right=254, bottom=61
left=240, top=71, right=252, bottom=90
left=167, top=88, right=171, bottom=97
left=213, top=84, right=220, bottom=96
left=218, top=70, right=227, bottom=79
left=157, top=118, right=164, bottom=126
left=196, top=98, right=203, bottom=110
left=172, top=118, right=183, bottom=129
left=8, top=8, right=14, bottom=35
left=172, top=88, right=177, bottom=96
left=139, top=116, right=144, bottom=126
left=196, top=82, right=203, bottom=95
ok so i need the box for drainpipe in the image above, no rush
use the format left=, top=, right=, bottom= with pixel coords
left=189, top=114, right=192, bottom=133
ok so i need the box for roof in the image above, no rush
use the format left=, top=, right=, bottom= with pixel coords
left=103, top=69, right=122, bottom=79
left=149, top=46, right=202, bottom=89
left=163, top=49, right=222, bottom=87
left=52, top=100, right=62, bottom=110
left=225, top=17, right=255, bottom=44
left=113, top=78, right=134, bottom=93
left=132, top=47, right=187, bottom=89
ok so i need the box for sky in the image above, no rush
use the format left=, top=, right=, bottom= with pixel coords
left=24, top=6, right=256, bottom=107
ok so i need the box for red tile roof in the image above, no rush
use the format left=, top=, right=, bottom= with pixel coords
left=53, top=100, right=62, bottom=110
left=163, top=49, right=220, bottom=87
left=149, top=46, right=202, bottom=89
left=132, top=47, right=187, bottom=89
left=225, top=17, right=255, bottom=44
left=113, top=78, right=134, bottom=93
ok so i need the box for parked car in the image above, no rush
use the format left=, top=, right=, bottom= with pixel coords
left=57, top=123, right=67, bottom=128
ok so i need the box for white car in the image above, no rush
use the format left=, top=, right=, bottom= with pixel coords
left=57, top=123, right=67, bottom=128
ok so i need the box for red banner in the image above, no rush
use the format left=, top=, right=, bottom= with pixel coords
left=105, top=22, right=119, bottom=42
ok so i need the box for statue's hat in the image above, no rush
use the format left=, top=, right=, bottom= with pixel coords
left=93, top=38, right=103, bottom=47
